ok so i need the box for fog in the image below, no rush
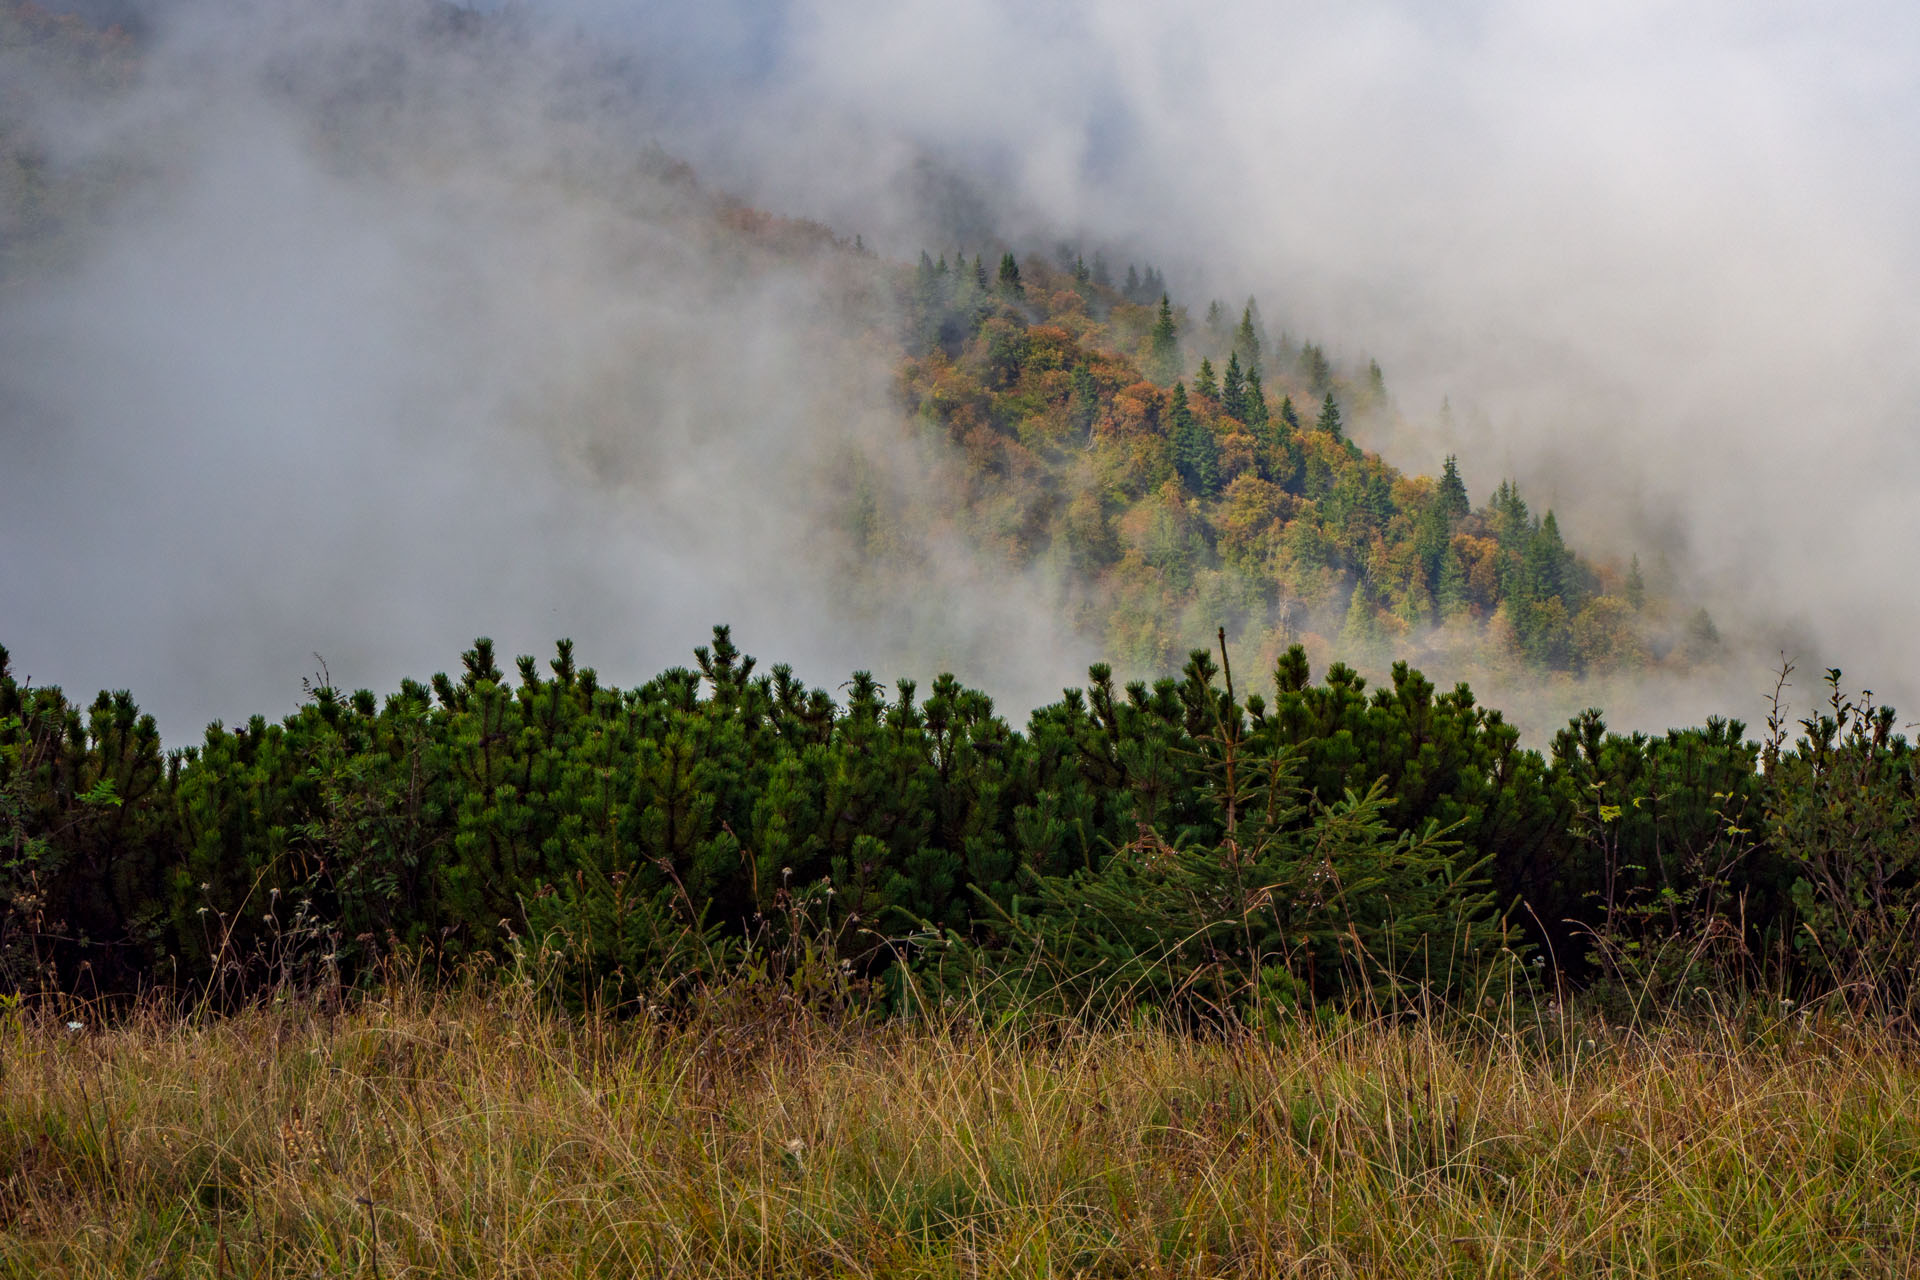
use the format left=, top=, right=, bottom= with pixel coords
left=0, top=0, right=1092, bottom=742
left=7, top=0, right=1920, bottom=741
left=595, top=0, right=1920, bottom=731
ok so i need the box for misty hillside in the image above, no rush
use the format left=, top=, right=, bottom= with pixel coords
left=41, top=0, right=1920, bottom=765
left=11, top=8, right=1920, bottom=1269
left=0, top=0, right=1724, bottom=735
left=885, top=249, right=1715, bottom=690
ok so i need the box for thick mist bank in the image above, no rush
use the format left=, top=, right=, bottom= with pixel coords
left=593, top=0, right=1920, bottom=729
left=8, top=0, right=1913, bottom=746
left=0, top=0, right=1090, bottom=743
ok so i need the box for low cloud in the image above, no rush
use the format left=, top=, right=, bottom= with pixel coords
left=610, top=0, right=1920, bottom=728
left=9, top=0, right=1920, bottom=741
left=0, top=0, right=1090, bottom=741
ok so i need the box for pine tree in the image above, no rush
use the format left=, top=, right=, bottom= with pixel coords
left=1437, top=455, right=1470, bottom=520
left=1149, top=293, right=1180, bottom=384
left=1316, top=392, right=1344, bottom=441
left=1624, top=556, right=1646, bottom=611
left=973, top=256, right=990, bottom=290
left=1368, top=358, right=1386, bottom=397
left=998, top=251, right=1024, bottom=295
left=1279, top=394, right=1301, bottom=435
left=1195, top=357, right=1219, bottom=401
left=1091, top=251, right=1111, bottom=288
left=1072, top=254, right=1090, bottom=286
left=1170, top=382, right=1219, bottom=496
left=1221, top=352, right=1247, bottom=421
left=1125, top=264, right=1141, bottom=300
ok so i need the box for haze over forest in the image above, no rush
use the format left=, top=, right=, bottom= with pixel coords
left=6, top=0, right=1920, bottom=742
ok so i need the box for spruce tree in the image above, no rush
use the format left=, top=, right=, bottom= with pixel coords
left=1414, top=502, right=1451, bottom=591
left=1242, top=366, right=1268, bottom=429
left=1316, top=392, right=1344, bottom=441
left=1149, top=293, right=1180, bottom=384
left=1625, top=555, right=1646, bottom=610
left=1437, top=546, right=1471, bottom=621
left=1235, top=301, right=1264, bottom=379
left=1301, top=342, right=1333, bottom=394
left=1069, top=362, right=1099, bottom=436
left=1170, top=382, right=1219, bottom=496
left=1125, top=263, right=1141, bottom=300
left=1091, top=251, right=1111, bottom=288
left=1205, top=299, right=1228, bottom=346
left=1279, top=394, right=1301, bottom=435
left=1437, top=455, right=1470, bottom=520
left=910, top=251, right=942, bottom=352
left=1221, top=351, right=1247, bottom=421
left=998, top=251, right=1024, bottom=295
left=1683, top=607, right=1721, bottom=661
left=1535, top=511, right=1570, bottom=602
left=1195, top=357, right=1219, bottom=401
left=1489, top=480, right=1529, bottom=546
left=1397, top=581, right=1435, bottom=631
left=1338, top=584, right=1382, bottom=657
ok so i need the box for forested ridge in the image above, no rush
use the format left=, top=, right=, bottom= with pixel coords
left=888, top=247, right=1710, bottom=683
left=6, top=631, right=1916, bottom=1018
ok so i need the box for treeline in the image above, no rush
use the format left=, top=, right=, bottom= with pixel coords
left=5, top=632, right=1916, bottom=1018
left=896, top=249, right=1712, bottom=679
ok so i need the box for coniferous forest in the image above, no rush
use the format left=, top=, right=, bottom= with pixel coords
left=7, top=628, right=1918, bottom=1022
left=892, top=250, right=1694, bottom=682
left=8, top=5, right=1920, bottom=1275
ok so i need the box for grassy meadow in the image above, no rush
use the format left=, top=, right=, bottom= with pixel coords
left=3, top=982, right=1918, bottom=1278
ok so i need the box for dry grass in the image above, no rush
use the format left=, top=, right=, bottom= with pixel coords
left=3, top=983, right=1918, bottom=1277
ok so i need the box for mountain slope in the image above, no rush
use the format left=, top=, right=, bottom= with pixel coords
left=889, top=249, right=1707, bottom=685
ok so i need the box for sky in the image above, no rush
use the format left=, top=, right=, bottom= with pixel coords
left=6, top=0, right=1920, bottom=740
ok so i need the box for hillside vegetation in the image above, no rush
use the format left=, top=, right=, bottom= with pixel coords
left=888, top=250, right=1705, bottom=683
left=6, top=631, right=1917, bottom=1024
left=5, top=10, right=1919, bottom=1274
